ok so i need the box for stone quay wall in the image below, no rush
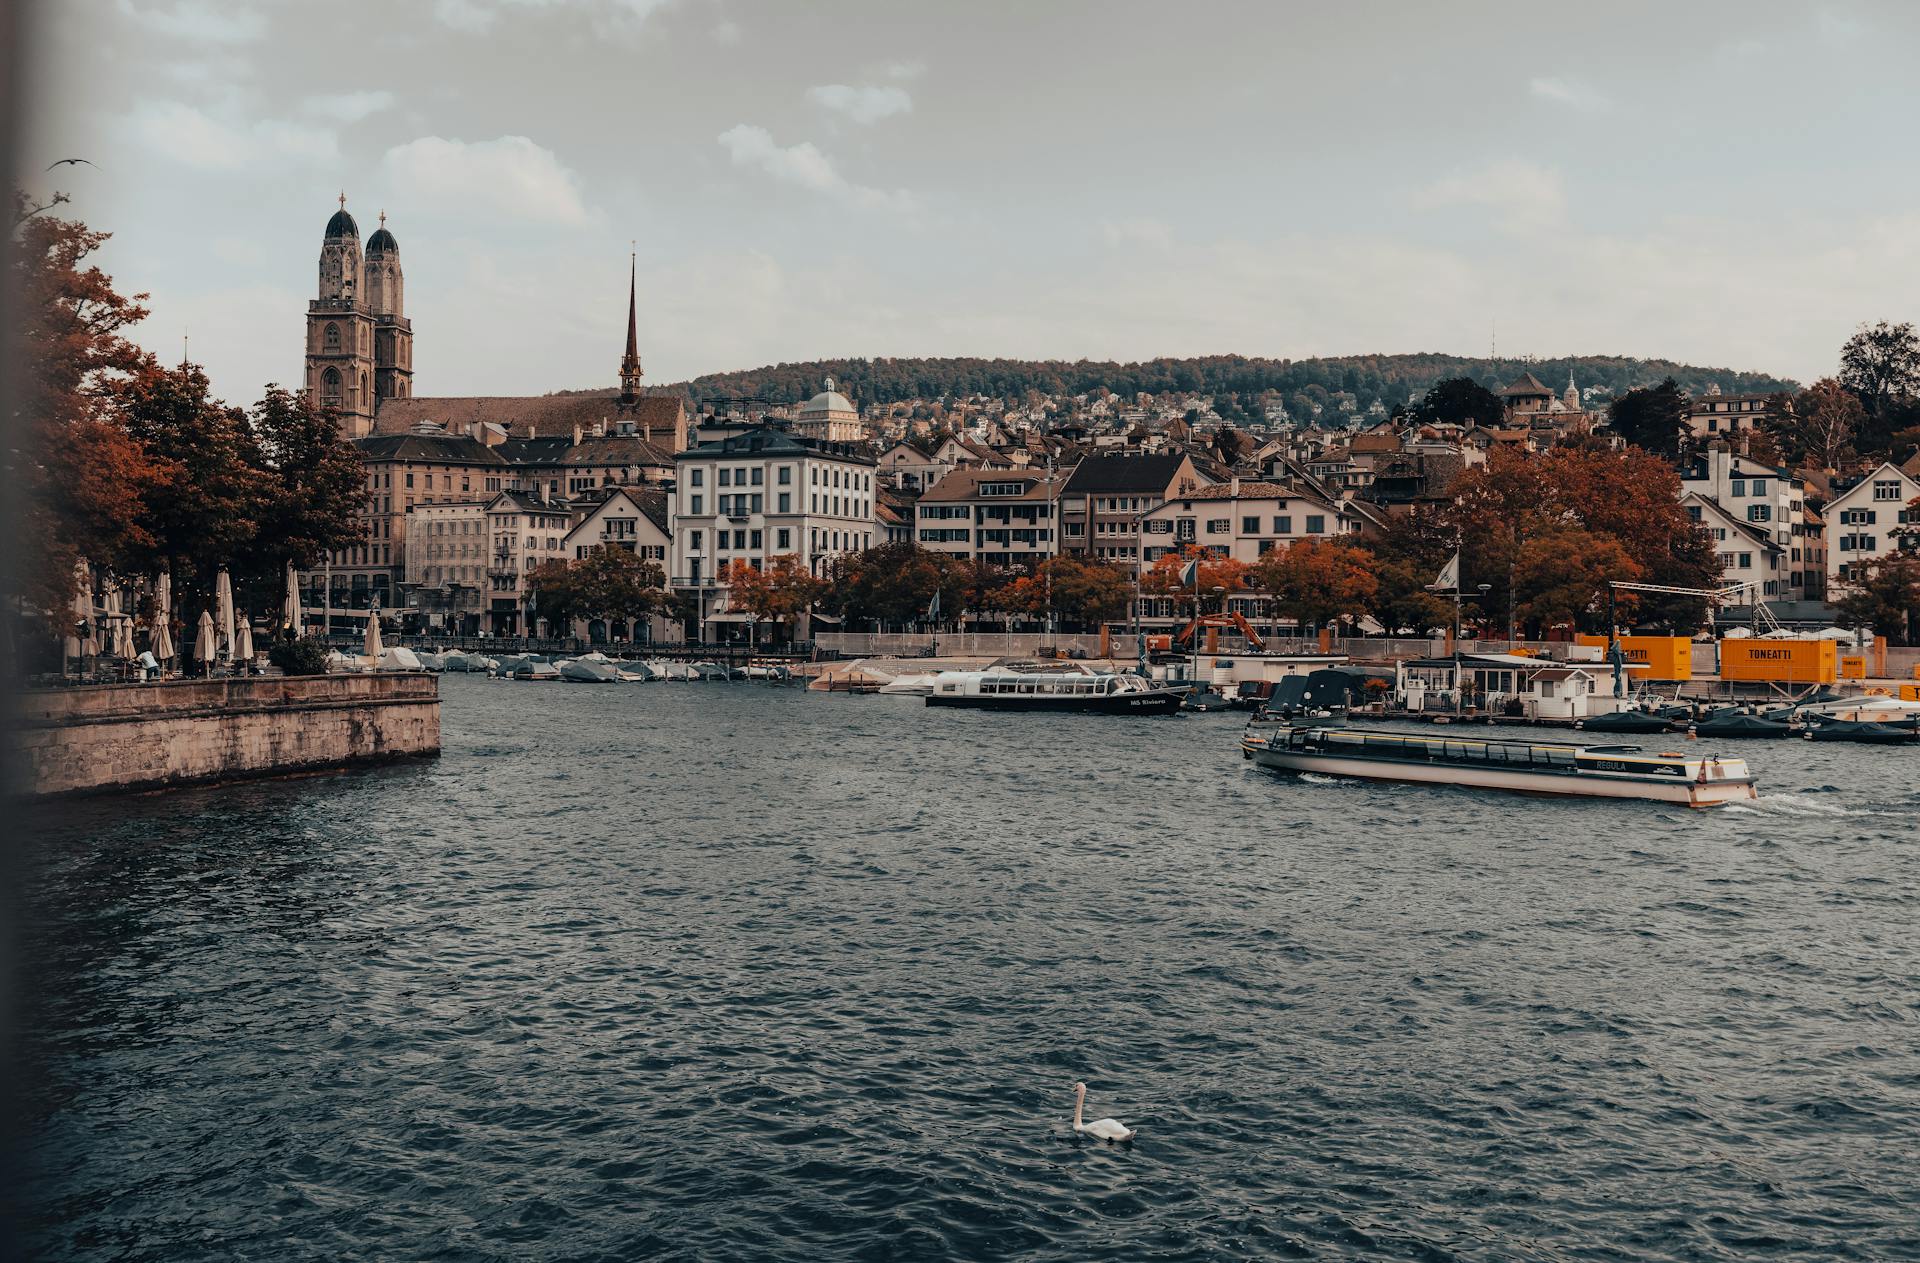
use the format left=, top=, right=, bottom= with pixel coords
left=10, top=673, right=441, bottom=798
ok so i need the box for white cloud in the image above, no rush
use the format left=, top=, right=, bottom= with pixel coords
left=303, top=90, right=397, bottom=123
left=717, top=124, right=915, bottom=212
left=116, top=0, right=268, bottom=44
left=432, top=0, right=673, bottom=34
left=1413, top=159, right=1568, bottom=233
left=806, top=84, right=913, bottom=126
left=1528, top=76, right=1609, bottom=114
left=1099, top=218, right=1172, bottom=251
left=382, top=134, right=594, bottom=225
left=123, top=100, right=337, bottom=170
left=711, top=19, right=741, bottom=44
left=883, top=60, right=926, bottom=80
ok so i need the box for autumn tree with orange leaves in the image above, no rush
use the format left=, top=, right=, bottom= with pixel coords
left=1141, top=546, right=1249, bottom=617
left=1247, top=538, right=1377, bottom=633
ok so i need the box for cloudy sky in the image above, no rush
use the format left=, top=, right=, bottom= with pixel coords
left=18, top=0, right=1920, bottom=403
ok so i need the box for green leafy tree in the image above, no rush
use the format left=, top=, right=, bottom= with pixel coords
left=1608, top=378, right=1690, bottom=457
left=1838, top=320, right=1920, bottom=449
left=1411, top=376, right=1507, bottom=429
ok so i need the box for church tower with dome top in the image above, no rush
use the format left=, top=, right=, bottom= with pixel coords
left=304, top=194, right=406, bottom=440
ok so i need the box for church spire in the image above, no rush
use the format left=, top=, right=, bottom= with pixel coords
left=618, top=249, right=642, bottom=400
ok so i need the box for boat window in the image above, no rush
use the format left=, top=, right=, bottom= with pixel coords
left=1018, top=682, right=1037, bottom=694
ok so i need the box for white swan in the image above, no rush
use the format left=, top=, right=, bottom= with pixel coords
left=1072, top=1081, right=1136, bottom=1141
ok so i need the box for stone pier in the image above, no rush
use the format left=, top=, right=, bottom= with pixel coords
left=9, top=673, right=441, bottom=798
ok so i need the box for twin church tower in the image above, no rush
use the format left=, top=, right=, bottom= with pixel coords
left=303, top=195, right=411, bottom=439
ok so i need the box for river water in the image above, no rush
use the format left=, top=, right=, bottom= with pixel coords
left=20, top=676, right=1920, bottom=1260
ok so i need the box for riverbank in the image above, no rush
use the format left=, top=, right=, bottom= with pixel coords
left=9, top=673, right=441, bottom=797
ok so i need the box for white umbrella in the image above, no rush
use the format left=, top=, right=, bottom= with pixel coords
left=72, top=561, right=97, bottom=661
left=215, top=569, right=236, bottom=658
left=151, top=572, right=175, bottom=662
left=283, top=561, right=301, bottom=635
left=364, top=610, right=383, bottom=660
left=236, top=615, right=254, bottom=669
left=194, top=609, right=217, bottom=675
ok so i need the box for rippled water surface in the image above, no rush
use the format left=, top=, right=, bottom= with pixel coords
left=22, top=676, right=1920, bottom=1260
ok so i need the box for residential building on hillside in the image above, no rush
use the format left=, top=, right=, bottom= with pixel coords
left=1680, top=447, right=1813, bottom=600
left=668, top=428, right=878, bottom=640
left=1825, top=461, right=1919, bottom=591
left=1137, top=479, right=1360, bottom=569
left=562, top=485, right=670, bottom=563
left=1686, top=388, right=1790, bottom=444
left=915, top=468, right=1061, bottom=569
left=1058, top=452, right=1206, bottom=564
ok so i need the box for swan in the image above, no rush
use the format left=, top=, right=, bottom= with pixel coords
left=1072, top=1082, right=1135, bottom=1141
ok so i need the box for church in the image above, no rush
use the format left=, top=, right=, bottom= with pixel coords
left=303, top=196, right=684, bottom=450
left=302, top=197, right=687, bottom=626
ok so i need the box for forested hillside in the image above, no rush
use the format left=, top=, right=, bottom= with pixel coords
left=641, top=354, right=1796, bottom=419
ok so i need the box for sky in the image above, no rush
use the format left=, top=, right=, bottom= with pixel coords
left=17, top=0, right=1920, bottom=405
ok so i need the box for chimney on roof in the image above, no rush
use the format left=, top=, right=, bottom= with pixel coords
left=573, top=421, right=583, bottom=447
left=528, top=424, right=537, bottom=440
left=1229, top=475, right=1240, bottom=498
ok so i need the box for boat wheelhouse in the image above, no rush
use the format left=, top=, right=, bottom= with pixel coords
left=1242, top=723, right=1757, bottom=807
left=927, top=663, right=1186, bottom=714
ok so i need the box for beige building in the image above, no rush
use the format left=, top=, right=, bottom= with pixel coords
left=792, top=378, right=867, bottom=444
left=1058, top=452, right=1208, bottom=563
left=1136, top=478, right=1360, bottom=570
left=484, top=491, right=574, bottom=636
left=915, top=467, right=1061, bottom=569
left=404, top=500, right=491, bottom=633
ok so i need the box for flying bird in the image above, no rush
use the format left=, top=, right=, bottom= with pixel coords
left=45, top=158, right=95, bottom=171
left=1071, top=1082, right=1136, bottom=1142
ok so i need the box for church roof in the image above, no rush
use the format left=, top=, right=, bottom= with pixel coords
left=1499, top=372, right=1553, bottom=397
left=353, top=433, right=508, bottom=465
left=371, top=392, right=684, bottom=438
left=366, top=226, right=397, bottom=253
left=326, top=208, right=359, bottom=239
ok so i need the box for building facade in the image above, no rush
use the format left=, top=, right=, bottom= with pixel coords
left=1680, top=448, right=1814, bottom=600
left=403, top=500, right=490, bottom=633
left=915, top=468, right=1060, bottom=569
left=1825, top=461, right=1920, bottom=590
left=485, top=491, right=575, bottom=636
left=1137, top=479, right=1358, bottom=569
left=1058, top=452, right=1206, bottom=564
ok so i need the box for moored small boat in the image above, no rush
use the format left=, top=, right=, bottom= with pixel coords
left=1804, top=718, right=1920, bottom=744
left=1242, top=722, right=1758, bottom=807
left=1575, top=710, right=1678, bottom=734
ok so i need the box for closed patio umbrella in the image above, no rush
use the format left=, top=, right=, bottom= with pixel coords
left=151, top=572, right=175, bottom=663
left=215, top=569, right=236, bottom=658
left=236, top=615, right=254, bottom=670
left=283, top=561, right=301, bottom=635
left=72, top=561, right=97, bottom=662
left=194, top=609, right=217, bottom=676
left=364, top=608, right=383, bottom=661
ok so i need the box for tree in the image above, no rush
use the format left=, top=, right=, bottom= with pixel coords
left=1364, top=555, right=1452, bottom=635
left=819, top=543, right=952, bottom=626
left=1411, top=377, right=1507, bottom=429
left=723, top=554, right=820, bottom=640
left=8, top=193, right=168, bottom=611
left=1247, top=539, right=1377, bottom=632
left=1834, top=555, right=1920, bottom=644
left=116, top=361, right=270, bottom=618
left=1141, top=546, right=1249, bottom=618
left=1838, top=320, right=1920, bottom=439
left=527, top=546, right=666, bottom=633
left=1511, top=526, right=1644, bottom=634
left=1036, top=555, right=1132, bottom=628
left=1608, top=378, right=1689, bottom=457
left=1781, top=379, right=1864, bottom=469
left=247, top=385, right=365, bottom=578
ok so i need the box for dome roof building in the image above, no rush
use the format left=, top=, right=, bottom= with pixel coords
left=794, top=376, right=867, bottom=444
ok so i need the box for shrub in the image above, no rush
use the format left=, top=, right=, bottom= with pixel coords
left=268, top=636, right=330, bottom=676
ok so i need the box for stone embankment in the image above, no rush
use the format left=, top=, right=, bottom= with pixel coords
left=10, top=673, right=440, bottom=797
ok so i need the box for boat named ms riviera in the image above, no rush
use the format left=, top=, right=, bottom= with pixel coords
left=1242, top=723, right=1758, bottom=807
left=926, top=663, right=1187, bottom=714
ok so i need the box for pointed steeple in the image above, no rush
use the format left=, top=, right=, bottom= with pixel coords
left=618, top=250, right=642, bottom=400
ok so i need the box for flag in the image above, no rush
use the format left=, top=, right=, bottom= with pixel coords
left=1431, top=551, right=1460, bottom=592
left=1179, top=558, right=1199, bottom=587
left=927, top=589, right=941, bottom=620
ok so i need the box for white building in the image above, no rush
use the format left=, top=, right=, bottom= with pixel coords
left=403, top=499, right=490, bottom=633
left=563, top=485, right=670, bottom=565
left=1826, top=461, right=1920, bottom=590
left=1136, top=478, right=1358, bottom=569
left=1680, top=448, right=1811, bottom=600
left=669, top=427, right=878, bottom=638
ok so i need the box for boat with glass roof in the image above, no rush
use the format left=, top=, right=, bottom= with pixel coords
left=1242, top=722, right=1758, bottom=807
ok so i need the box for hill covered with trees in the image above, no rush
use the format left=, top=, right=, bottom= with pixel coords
left=649, top=353, right=1798, bottom=421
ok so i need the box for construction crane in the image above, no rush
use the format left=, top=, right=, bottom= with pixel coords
left=1603, top=578, right=1778, bottom=697
left=1172, top=610, right=1267, bottom=653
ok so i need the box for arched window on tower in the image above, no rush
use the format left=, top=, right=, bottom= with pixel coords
left=322, top=367, right=341, bottom=410
left=360, top=371, right=370, bottom=410
left=324, top=322, right=341, bottom=352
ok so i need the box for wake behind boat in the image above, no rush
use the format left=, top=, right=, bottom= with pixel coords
left=926, top=662, right=1186, bottom=714
left=1243, top=722, right=1758, bottom=807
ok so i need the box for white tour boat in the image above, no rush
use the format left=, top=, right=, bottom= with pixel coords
left=927, top=663, right=1187, bottom=714
left=1242, top=723, right=1758, bottom=807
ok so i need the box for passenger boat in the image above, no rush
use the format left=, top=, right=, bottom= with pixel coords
left=1241, top=723, right=1758, bottom=807
left=926, top=663, right=1186, bottom=714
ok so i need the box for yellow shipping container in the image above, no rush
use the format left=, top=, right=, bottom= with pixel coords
left=1719, top=638, right=1838, bottom=685
left=1840, top=655, right=1867, bottom=680
left=1900, top=683, right=1920, bottom=701
left=1575, top=634, right=1693, bottom=681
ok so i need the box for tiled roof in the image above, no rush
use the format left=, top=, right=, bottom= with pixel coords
left=371, top=392, right=683, bottom=438
left=354, top=433, right=510, bottom=465
left=1061, top=452, right=1192, bottom=495
left=920, top=467, right=1056, bottom=502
